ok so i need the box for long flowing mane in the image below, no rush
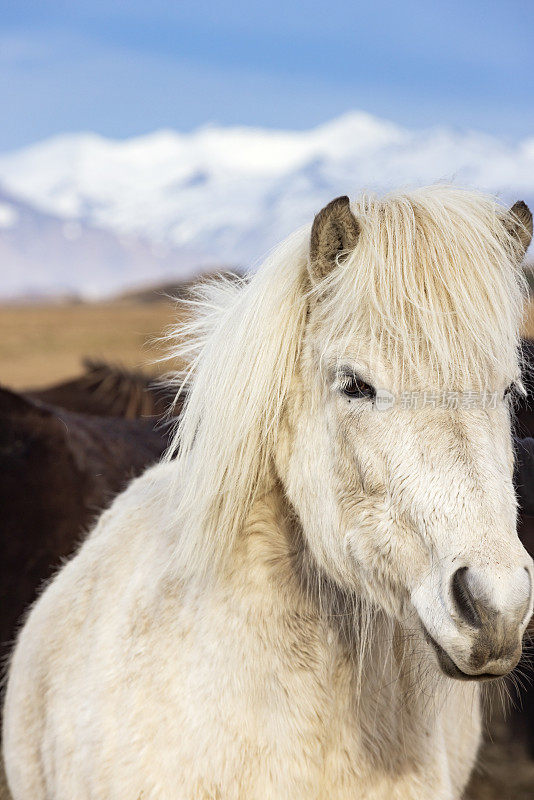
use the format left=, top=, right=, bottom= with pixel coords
left=167, top=185, right=526, bottom=578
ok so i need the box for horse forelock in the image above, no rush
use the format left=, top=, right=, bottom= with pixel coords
left=312, top=186, right=526, bottom=391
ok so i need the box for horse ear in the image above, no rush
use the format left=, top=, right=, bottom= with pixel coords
left=309, top=195, right=360, bottom=284
left=506, top=201, right=533, bottom=260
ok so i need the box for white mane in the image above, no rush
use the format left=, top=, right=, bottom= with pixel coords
left=168, top=185, right=526, bottom=579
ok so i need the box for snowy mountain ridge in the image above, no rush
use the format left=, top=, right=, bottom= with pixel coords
left=0, top=111, right=533, bottom=297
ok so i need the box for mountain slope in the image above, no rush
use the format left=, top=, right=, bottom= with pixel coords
left=0, top=111, right=533, bottom=297
left=0, top=189, right=207, bottom=299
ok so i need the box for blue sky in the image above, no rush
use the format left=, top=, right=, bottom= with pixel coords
left=1, top=0, right=533, bottom=151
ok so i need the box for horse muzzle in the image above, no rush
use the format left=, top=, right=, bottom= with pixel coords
left=414, top=561, right=534, bottom=680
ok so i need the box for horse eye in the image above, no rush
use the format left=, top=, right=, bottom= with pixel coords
left=342, top=375, right=376, bottom=400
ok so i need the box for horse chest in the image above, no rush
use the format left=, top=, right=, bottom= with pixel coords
left=110, top=609, right=424, bottom=798
left=84, top=600, right=367, bottom=798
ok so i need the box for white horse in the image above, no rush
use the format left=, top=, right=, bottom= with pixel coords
left=3, top=186, right=534, bottom=800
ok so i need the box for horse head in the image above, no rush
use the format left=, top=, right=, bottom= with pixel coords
left=279, top=191, right=533, bottom=680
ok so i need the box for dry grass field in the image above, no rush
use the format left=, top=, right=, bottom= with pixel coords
left=0, top=299, right=179, bottom=389
left=522, top=298, right=534, bottom=341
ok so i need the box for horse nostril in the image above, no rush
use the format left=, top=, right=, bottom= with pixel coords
left=451, top=567, right=482, bottom=628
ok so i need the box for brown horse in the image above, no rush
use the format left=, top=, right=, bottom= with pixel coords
left=28, top=359, right=180, bottom=419
left=506, top=340, right=534, bottom=758
left=515, top=339, right=534, bottom=577
left=0, top=386, right=172, bottom=665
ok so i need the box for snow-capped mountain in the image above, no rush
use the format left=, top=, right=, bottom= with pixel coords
left=0, top=111, right=533, bottom=298
left=0, top=189, right=208, bottom=299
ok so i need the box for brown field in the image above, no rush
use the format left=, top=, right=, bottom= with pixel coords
left=0, top=299, right=178, bottom=389
left=522, top=298, right=534, bottom=340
